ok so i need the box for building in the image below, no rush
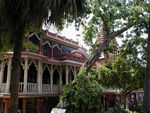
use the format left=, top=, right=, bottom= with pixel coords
left=0, top=30, right=88, bottom=113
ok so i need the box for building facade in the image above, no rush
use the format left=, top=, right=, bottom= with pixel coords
left=0, top=30, right=88, bottom=113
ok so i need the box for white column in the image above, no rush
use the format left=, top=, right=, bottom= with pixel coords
left=73, top=66, right=77, bottom=79
left=0, top=61, right=4, bottom=85
left=59, top=67, right=62, bottom=91
left=37, top=59, right=42, bottom=93
left=50, top=64, right=53, bottom=93
left=23, top=57, right=28, bottom=93
left=5, top=57, right=12, bottom=93
left=0, top=61, right=4, bottom=91
left=65, top=65, right=69, bottom=84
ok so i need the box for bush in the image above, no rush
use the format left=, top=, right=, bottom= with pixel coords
left=112, top=104, right=128, bottom=113
left=60, top=68, right=104, bottom=112
left=129, top=101, right=143, bottom=113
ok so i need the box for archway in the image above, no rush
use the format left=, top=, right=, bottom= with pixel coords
left=68, top=70, right=74, bottom=82
left=19, top=65, right=24, bottom=82
left=3, top=63, right=7, bottom=83
left=53, top=69, right=59, bottom=85
left=28, top=62, right=37, bottom=83
left=62, top=70, right=66, bottom=85
left=42, top=67, right=50, bottom=84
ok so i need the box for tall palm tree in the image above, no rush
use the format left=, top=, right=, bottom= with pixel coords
left=0, top=0, right=85, bottom=113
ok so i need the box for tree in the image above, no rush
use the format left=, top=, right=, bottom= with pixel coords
left=60, top=68, right=104, bottom=113
left=78, top=0, right=149, bottom=112
left=0, top=0, right=86, bottom=113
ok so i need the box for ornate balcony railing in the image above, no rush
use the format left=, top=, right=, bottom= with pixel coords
left=0, top=83, right=61, bottom=94
left=42, top=84, right=51, bottom=93
left=0, top=83, right=6, bottom=93
left=53, top=85, right=59, bottom=93
left=27, top=83, right=38, bottom=93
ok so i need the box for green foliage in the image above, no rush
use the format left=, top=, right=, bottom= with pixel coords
left=23, top=40, right=39, bottom=52
left=129, top=101, right=143, bottom=113
left=112, top=104, right=128, bottom=113
left=92, top=56, right=145, bottom=94
left=81, top=0, right=149, bottom=46
left=60, top=68, right=104, bottom=111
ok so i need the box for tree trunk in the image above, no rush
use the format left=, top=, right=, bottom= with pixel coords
left=9, top=23, right=25, bottom=113
left=83, top=26, right=129, bottom=74
left=143, top=14, right=150, bottom=113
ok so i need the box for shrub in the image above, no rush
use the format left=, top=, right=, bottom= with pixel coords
left=60, top=68, right=104, bottom=112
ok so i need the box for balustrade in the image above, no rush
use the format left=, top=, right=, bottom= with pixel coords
left=53, top=85, right=60, bottom=93
left=27, top=83, right=38, bottom=93
left=42, top=84, right=51, bottom=93
left=0, top=83, right=6, bottom=93
left=0, top=83, right=61, bottom=94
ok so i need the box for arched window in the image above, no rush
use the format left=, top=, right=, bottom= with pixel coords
left=19, top=65, right=24, bottom=82
left=68, top=70, right=74, bottom=82
left=42, top=67, right=50, bottom=84
left=53, top=69, right=59, bottom=85
left=3, top=63, right=7, bottom=83
left=62, top=70, right=66, bottom=85
left=28, top=63, right=37, bottom=83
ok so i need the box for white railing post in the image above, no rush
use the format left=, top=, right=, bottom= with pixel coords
left=5, top=57, right=12, bottom=93
left=23, top=57, right=28, bottom=93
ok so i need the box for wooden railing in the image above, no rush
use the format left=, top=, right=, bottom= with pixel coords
left=53, top=85, right=59, bottom=93
left=27, top=83, right=38, bottom=93
left=42, top=84, right=51, bottom=93
left=61, top=54, right=86, bottom=63
left=0, top=83, right=61, bottom=94
left=0, top=83, right=6, bottom=93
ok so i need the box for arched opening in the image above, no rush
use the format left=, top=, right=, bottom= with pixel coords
left=43, top=42, right=51, bottom=57
left=53, top=44, right=61, bottom=58
left=3, top=64, right=7, bottom=83
left=29, top=35, right=40, bottom=46
left=68, top=70, right=74, bottom=82
left=62, top=70, right=66, bottom=85
left=53, top=69, right=59, bottom=85
left=20, top=65, right=24, bottom=82
left=42, top=67, right=50, bottom=84
left=28, top=63, right=37, bottom=83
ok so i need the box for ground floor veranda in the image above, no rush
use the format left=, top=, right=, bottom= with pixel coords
left=0, top=56, right=80, bottom=94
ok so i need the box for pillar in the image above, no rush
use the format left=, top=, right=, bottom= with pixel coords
left=4, top=100, right=9, bottom=113
left=50, top=64, right=53, bottom=93
left=73, top=66, right=77, bottom=79
left=23, top=58, right=28, bottom=93
left=5, top=57, right=12, bottom=93
left=22, top=99, right=26, bottom=113
left=51, top=43, right=53, bottom=59
left=65, top=65, right=69, bottom=84
left=37, top=99, right=41, bottom=113
left=0, top=61, right=4, bottom=88
left=38, top=60, right=42, bottom=93
left=59, top=67, right=62, bottom=91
